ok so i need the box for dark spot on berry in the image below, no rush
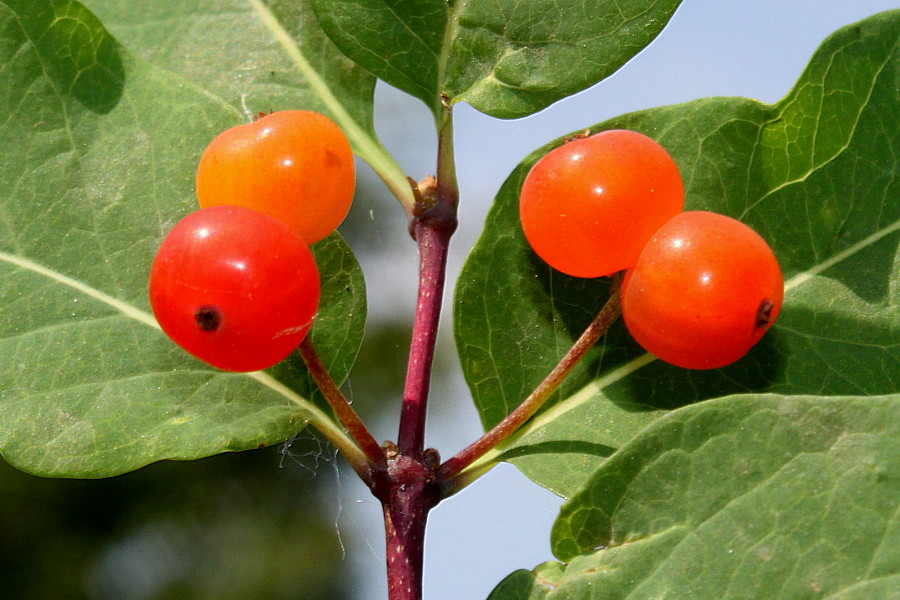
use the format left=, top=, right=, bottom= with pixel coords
left=755, top=299, right=774, bottom=329
left=325, top=149, right=341, bottom=168
left=195, top=306, right=222, bottom=331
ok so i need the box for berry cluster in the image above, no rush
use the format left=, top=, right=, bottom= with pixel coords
left=519, top=129, right=783, bottom=370
left=149, top=110, right=354, bottom=372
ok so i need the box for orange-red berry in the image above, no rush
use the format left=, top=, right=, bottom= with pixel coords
left=621, top=211, right=783, bottom=369
left=519, top=129, right=684, bottom=278
left=149, top=205, right=320, bottom=372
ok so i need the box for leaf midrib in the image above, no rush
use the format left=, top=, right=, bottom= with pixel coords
left=0, top=250, right=160, bottom=329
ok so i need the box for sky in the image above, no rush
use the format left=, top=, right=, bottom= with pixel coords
left=320, top=2, right=899, bottom=599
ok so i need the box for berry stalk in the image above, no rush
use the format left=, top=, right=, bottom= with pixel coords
left=297, top=337, right=386, bottom=473
left=438, top=279, right=622, bottom=487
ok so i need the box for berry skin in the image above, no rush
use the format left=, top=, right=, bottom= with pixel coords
left=519, top=129, right=684, bottom=278
left=196, top=110, right=355, bottom=244
left=149, top=205, right=320, bottom=372
left=621, top=211, right=784, bottom=370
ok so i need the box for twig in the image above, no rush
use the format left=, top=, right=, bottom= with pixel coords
left=396, top=102, right=458, bottom=457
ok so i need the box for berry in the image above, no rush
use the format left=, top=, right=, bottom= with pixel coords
left=621, top=211, right=783, bottom=370
left=196, top=110, right=355, bottom=244
left=149, top=205, right=320, bottom=372
left=519, top=129, right=684, bottom=278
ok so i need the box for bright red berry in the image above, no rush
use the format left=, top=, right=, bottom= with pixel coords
left=149, top=205, right=320, bottom=372
left=621, top=211, right=784, bottom=370
left=196, top=110, right=355, bottom=244
left=519, top=129, right=684, bottom=278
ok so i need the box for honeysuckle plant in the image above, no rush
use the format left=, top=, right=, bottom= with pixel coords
left=1, top=1, right=897, bottom=598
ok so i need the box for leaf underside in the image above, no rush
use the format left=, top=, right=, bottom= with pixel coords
left=310, top=0, right=683, bottom=118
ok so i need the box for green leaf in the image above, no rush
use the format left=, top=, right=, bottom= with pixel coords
left=83, top=0, right=414, bottom=206
left=0, top=0, right=366, bottom=477
left=309, top=0, right=448, bottom=111
left=455, top=10, right=900, bottom=494
left=490, top=396, right=899, bottom=600
left=495, top=399, right=664, bottom=499
left=498, top=395, right=899, bottom=600
left=310, top=0, right=682, bottom=118
left=444, top=0, right=683, bottom=119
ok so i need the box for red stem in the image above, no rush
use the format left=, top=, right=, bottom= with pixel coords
left=382, top=101, right=458, bottom=600
left=397, top=102, right=458, bottom=458
left=379, top=209, right=454, bottom=599
left=378, top=452, right=440, bottom=600
left=396, top=210, right=456, bottom=456
left=380, top=215, right=452, bottom=599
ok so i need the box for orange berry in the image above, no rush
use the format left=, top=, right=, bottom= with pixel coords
left=196, top=110, right=355, bottom=244
left=622, top=211, right=784, bottom=370
left=519, top=129, right=684, bottom=278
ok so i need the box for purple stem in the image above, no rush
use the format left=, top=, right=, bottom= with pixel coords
left=378, top=452, right=440, bottom=600
left=396, top=102, right=458, bottom=459
left=380, top=101, right=458, bottom=600
left=396, top=210, right=455, bottom=456
left=378, top=208, right=455, bottom=600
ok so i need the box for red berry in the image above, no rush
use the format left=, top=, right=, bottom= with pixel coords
left=621, top=211, right=784, bottom=370
left=196, top=110, right=355, bottom=244
left=519, top=129, right=684, bottom=278
left=149, top=205, right=320, bottom=372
